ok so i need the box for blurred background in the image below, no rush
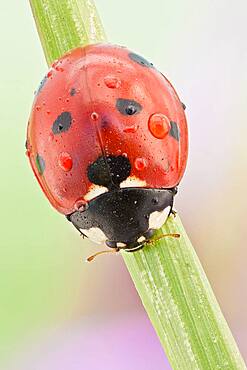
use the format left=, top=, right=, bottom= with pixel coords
left=0, top=0, right=246, bottom=369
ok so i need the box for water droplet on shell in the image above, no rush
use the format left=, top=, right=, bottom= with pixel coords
left=104, top=75, right=121, bottom=89
left=134, top=157, right=147, bottom=171
left=91, top=112, right=99, bottom=121
left=148, top=113, right=170, bottom=139
left=58, top=152, right=73, bottom=172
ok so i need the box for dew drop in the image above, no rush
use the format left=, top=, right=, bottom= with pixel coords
left=91, top=112, right=99, bottom=121
left=134, top=157, right=148, bottom=171
left=74, top=198, right=87, bottom=211
left=123, top=125, right=138, bottom=133
left=47, top=70, right=53, bottom=78
left=148, top=113, right=170, bottom=139
left=48, top=133, right=54, bottom=142
left=51, top=60, right=58, bottom=68
left=55, top=66, right=64, bottom=72
left=25, top=149, right=31, bottom=157
left=104, top=75, right=121, bottom=89
left=58, top=152, right=73, bottom=172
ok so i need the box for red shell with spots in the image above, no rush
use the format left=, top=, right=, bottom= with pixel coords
left=27, top=44, right=188, bottom=215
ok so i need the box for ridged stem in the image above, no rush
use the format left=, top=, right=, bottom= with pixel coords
left=29, top=0, right=106, bottom=65
left=122, top=215, right=245, bottom=369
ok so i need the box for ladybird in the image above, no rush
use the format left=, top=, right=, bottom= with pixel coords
left=26, top=44, right=188, bottom=253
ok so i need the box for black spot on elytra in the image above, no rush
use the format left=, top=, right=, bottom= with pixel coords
left=35, top=154, right=45, bottom=175
left=36, top=76, right=47, bottom=95
left=52, top=112, right=72, bottom=135
left=181, top=102, right=186, bottom=110
left=116, top=99, right=142, bottom=116
left=170, top=121, right=180, bottom=141
left=87, top=155, right=131, bottom=190
left=70, top=88, right=76, bottom=96
left=129, top=52, right=154, bottom=68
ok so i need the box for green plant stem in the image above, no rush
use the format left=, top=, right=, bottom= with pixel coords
left=122, top=216, right=245, bottom=369
left=29, top=0, right=246, bottom=368
left=29, top=0, right=106, bottom=65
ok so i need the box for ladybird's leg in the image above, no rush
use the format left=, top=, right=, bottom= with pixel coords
left=170, top=186, right=178, bottom=195
left=168, top=203, right=175, bottom=217
left=149, top=190, right=180, bottom=238
left=74, top=224, right=87, bottom=238
left=167, top=187, right=177, bottom=218
left=170, top=209, right=177, bottom=218
left=70, top=222, right=87, bottom=238
left=65, top=216, right=88, bottom=238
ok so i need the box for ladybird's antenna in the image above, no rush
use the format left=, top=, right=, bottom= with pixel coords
left=86, top=248, right=120, bottom=262
left=87, top=234, right=180, bottom=261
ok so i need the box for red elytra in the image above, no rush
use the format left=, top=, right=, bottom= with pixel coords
left=27, top=44, right=188, bottom=215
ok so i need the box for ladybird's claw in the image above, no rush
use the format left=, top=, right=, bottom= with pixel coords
left=170, top=209, right=177, bottom=218
left=75, top=224, right=87, bottom=238
left=78, top=229, right=87, bottom=238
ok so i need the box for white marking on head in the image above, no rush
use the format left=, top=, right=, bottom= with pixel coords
left=80, top=227, right=107, bottom=244
left=120, top=176, right=146, bottom=189
left=117, top=242, right=126, bottom=248
left=84, top=184, right=108, bottom=201
left=137, top=236, right=146, bottom=243
left=149, top=207, right=171, bottom=230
